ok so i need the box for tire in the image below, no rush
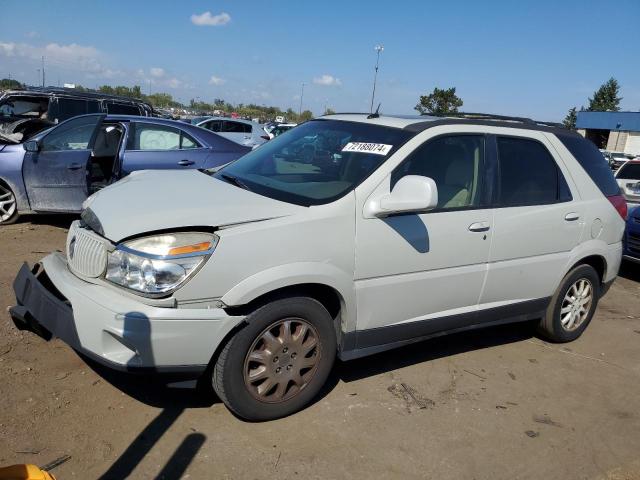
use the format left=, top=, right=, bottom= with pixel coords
left=537, top=264, right=600, bottom=342
left=0, top=182, right=19, bottom=225
left=212, top=297, right=337, bottom=421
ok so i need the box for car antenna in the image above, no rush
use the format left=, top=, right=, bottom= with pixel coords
left=367, top=103, right=381, bottom=119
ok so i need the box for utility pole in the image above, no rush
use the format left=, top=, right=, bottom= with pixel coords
left=299, top=82, right=305, bottom=116
left=41, top=56, right=45, bottom=87
left=36, top=69, right=40, bottom=87
left=370, top=45, right=384, bottom=113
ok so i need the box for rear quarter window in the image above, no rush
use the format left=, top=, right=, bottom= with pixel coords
left=556, top=133, right=620, bottom=197
left=106, top=102, right=141, bottom=115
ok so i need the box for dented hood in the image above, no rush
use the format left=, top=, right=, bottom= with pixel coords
left=83, top=169, right=303, bottom=241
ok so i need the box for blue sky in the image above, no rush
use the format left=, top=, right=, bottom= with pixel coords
left=1, top=0, right=639, bottom=120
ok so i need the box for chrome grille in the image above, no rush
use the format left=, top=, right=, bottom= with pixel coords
left=66, top=220, right=108, bottom=278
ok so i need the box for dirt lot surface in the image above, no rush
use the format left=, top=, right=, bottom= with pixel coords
left=1, top=216, right=640, bottom=479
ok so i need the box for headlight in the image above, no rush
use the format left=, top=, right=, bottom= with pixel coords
left=105, top=232, right=218, bottom=296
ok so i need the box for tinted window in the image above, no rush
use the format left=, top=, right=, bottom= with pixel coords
left=392, top=135, right=485, bottom=209
left=215, top=119, right=413, bottom=206
left=223, top=121, right=251, bottom=133
left=57, top=98, right=89, bottom=118
left=106, top=102, right=140, bottom=115
left=202, top=120, right=222, bottom=132
left=87, top=100, right=101, bottom=113
left=557, top=133, right=620, bottom=197
left=617, top=163, right=640, bottom=180
left=41, top=116, right=99, bottom=151
left=127, top=123, right=180, bottom=150
left=497, top=137, right=569, bottom=206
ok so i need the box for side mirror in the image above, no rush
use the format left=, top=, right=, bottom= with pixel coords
left=23, top=140, right=40, bottom=153
left=367, top=175, right=438, bottom=218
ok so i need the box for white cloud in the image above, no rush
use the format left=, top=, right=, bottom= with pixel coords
left=208, top=75, right=225, bottom=86
left=167, top=77, right=182, bottom=88
left=313, top=74, right=342, bottom=86
left=150, top=67, right=165, bottom=78
left=190, top=11, right=231, bottom=26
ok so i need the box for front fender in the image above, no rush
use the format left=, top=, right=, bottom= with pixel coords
left=221, top=262, right=356, bottom=333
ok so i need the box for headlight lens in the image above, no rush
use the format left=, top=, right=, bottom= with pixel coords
left=105, top=232, right=218, bottom=295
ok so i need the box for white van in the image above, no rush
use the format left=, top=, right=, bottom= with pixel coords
left=11, top=113, right=626, bottom=420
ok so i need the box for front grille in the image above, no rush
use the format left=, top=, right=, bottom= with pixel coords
left=628, top=232, right=640, bottom=254
left=66, top=221, right=108, bottom=278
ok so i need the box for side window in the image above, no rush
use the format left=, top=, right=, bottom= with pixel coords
left=106, top=102, right=141, bottom=115
left=391, top=135, right=485, bottom=210
left=40, top=116, right=100, bottom=152
left=497, top=137, right=571, bottom=207
left=223, top=121, right=251, bottom=133
left=180, top=132, right=200, bottom=149
left=57, top=98, right=89, bottom=119
left=202, top=120, right=222, bottom=132
left=127, top=123, right=180, bottom=150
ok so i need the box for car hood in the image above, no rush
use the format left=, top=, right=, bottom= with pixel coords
left=83, top=169, right=304, bottom=241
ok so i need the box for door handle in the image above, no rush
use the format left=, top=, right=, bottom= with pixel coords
left=468, top=222, right=490, bottom=232
left=564, top=212, right=580, bottom=221
left=178, top=159, right=195, bottom=166
left=67, top=163, right=83, bottom=170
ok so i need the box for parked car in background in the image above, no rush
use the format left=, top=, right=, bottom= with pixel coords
left=267, top=123, right=297, bottom=139
left=0, top=87, right=153, bottom=143
left=10, top=113, right=625, bottom=420
left=190, top=116, right=212, bottom=125
left=609, top=151, right=634, bottom=170
left=0, top=114, right=250, bottom=224
left=615, top=159, right=640, bottom=204
left=197, top=117, right=268, bottom=148
left=623, top=205, right=640, bottom=263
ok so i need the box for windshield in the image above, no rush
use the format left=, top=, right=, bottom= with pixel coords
left=617, top=163, right=640, bottom=180
left=214, top=119, right=414, bottom=206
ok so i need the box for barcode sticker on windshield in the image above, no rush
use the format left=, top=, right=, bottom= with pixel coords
left=341, top=142, right=393, bottom=156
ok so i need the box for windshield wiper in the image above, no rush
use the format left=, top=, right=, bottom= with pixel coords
left=220, top=173, right=251, bottom=191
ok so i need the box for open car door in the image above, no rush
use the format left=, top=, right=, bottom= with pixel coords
left=22, top=114, right=105, bottom=212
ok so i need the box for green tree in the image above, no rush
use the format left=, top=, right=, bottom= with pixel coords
left=299, top=110, right=313, bottom=122
left=0, top=78, right=23, bottom=90
left=563, top=107, right=577, bottom=130
left=324, top=107, right=336, bottom=115
left=415, top=87, right=463, bottom=115
left=587, top=77, right=622, bottom=112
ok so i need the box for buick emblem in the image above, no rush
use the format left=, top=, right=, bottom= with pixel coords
left=69, top=236, right=77, bottom=260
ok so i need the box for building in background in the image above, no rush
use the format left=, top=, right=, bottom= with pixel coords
left=576, top=111, right=640, bottom=156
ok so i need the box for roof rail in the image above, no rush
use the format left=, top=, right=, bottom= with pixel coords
left=433, top=112, right=565, bottom=129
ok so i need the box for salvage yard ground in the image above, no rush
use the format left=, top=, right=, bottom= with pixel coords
left=1, top=217, right=640, bottom=479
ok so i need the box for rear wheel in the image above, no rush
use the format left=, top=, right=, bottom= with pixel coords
left=538, top=264, right=600, bottom=342
left=212, top=297, right=336, bottom=421
left=0, top=182, right=18, bottom=225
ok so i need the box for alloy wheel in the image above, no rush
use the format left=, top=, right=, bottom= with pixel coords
left=0, top=184, right=16, bottom=224
left=560, top=278, right=593, bottom=331
left=243, top=318, right=321, bottom=403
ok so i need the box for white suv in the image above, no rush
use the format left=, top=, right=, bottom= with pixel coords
left=11, top=113, right=627, bottom=421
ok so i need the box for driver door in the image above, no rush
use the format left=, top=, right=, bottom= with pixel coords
left=22, top=114, right=104, bottom=212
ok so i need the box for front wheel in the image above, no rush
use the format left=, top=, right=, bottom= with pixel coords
left=537, top=264, right=600, bottom=342
left=0, top=183, right=19, bottom=225
left=212, top=297, right=336, bottom=421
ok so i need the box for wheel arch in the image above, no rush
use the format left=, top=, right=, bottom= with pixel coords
left=570, top=254, right=607, bottom=284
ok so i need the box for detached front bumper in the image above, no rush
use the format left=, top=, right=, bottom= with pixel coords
left=10, top=252, right=244, bottom=377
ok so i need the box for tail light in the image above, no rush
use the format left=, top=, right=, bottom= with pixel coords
left=607, top=194, right=627, bottom=220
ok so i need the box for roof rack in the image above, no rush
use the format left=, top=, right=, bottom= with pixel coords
left=432, top=112, right=565, bottom=129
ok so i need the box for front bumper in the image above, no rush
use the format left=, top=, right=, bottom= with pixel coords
left=10, top=252, right=244, bottom=376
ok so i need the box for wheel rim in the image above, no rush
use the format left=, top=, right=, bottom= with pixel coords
left=0, top=184, right=16, bottom=223
left=243, top=318, right=321, bottom=404
left=560, top=278, right=593, bottom=331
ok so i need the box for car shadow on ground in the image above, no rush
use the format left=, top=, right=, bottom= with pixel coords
left=81, top=320, right=538, bottom=413
left=16, top=213, right=78, bottom=229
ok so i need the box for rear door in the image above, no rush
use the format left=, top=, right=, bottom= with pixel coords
left=22, top=114, right=105, bottom=212
left=480, top=132, right=582, bottom=309
left=120, top=122, right=210, bottom=174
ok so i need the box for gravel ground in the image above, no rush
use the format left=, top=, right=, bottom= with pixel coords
left=1, top=216, right=640, bottom=479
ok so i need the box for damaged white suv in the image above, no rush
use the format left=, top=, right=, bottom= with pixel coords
left=11, top=113, right=626, bottom=420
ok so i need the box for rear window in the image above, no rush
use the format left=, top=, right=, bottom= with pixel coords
left=557, top=133, right=620, bottom=196
left=106, top=102, right=140, bottom=115
left=617, top=163, right=640, bottom=180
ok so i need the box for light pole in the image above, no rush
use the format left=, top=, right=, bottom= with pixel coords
left=299, top=82, right=305, bottom=116
left=370, top=45, right=384, bottom=113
